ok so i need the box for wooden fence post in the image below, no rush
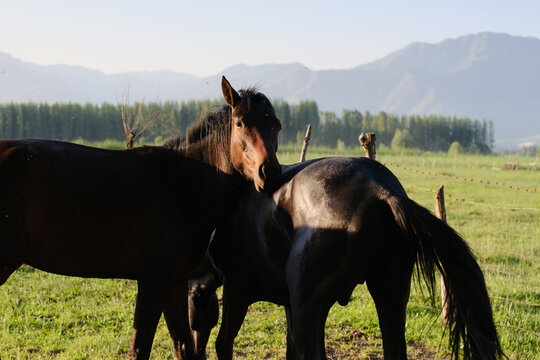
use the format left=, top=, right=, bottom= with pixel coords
left=358, top=132, right=376, bottom=160
left=435, top=185, right=450, bottom=324
left=299, top=124, right=312, bottom=162
left=435, top=185, right=447, bottom=222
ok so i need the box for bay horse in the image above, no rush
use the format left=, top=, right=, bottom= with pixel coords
left=189, top=157, right=504, bottom=360
left=0, top=76, right=282, bottom=360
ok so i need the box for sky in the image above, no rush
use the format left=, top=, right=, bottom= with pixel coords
left=1, top=0, right=539, bottom=77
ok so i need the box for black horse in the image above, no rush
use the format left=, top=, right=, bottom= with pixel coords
left=188, top=157, right=504, bottom=360
left=0, top=77, right=281, bottom=360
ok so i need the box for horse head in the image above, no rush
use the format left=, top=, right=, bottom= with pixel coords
left=222, top=76, right=282, bottom=192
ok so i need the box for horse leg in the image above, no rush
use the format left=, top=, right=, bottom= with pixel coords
left=0, top=261, right=21, bottom=286
left=285, top=306, right=297, bottom=360
left=163, top=280, right=195, bottom=360
left=286, top=270, right=330, bottom=359
left=287, top=299, right=328, bottom=360
left=285, top=228, right=350, bottom=360
left=0, top=232, right=22, bottom=286
left=129, top=279, right=171, bottom=360
left=187, top=290, right=219, bottom=360
left=215, top=284, right=249, bottom=360
left=366, top=257, right=413, bottom=360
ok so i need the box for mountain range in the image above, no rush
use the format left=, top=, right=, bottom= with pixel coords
left=1, top=32, right=539, bottom=149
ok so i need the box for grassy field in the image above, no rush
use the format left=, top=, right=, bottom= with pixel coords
left=0, top=144, right=538, bottom=359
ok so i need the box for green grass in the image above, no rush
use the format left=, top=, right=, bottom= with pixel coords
left=0, top=144, right=538, bottom=359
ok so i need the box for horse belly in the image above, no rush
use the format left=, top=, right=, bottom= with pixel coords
left=11, top=182, right=155, bottom=278
left=20, top=200, right=209, bottom=280
left=20, top=212, right=142, bottom=279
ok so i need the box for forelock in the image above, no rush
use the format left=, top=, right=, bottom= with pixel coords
left=235, top=86, right=269, bottom=116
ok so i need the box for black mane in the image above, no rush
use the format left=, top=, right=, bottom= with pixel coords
left=163, top=105, right=232, bottom=157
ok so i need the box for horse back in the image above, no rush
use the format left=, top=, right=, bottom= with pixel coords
left=275, top=157, right=406, bottom=227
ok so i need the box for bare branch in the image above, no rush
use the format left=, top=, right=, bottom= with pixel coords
left=120, top=87, right=161, bottom=149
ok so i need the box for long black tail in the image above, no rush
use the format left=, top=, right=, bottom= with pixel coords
left=386, top=195, right=504, bottom=360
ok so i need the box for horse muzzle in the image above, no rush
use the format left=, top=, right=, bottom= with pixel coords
left=254, top=161, right=282, bottom=193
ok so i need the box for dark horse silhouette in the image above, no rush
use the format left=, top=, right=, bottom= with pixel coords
left=0, top=77, right=282, bottom=360
left=188, top=157, right=504, bottom=360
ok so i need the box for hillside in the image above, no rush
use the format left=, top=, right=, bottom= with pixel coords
left=1, top=32, right=539, bottom=148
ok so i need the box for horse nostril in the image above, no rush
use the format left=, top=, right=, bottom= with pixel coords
left=258, top=164, right=267, bottom=181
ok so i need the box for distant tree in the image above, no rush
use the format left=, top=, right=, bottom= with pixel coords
left=293, top=100, right=319, bottom=138
left=273, top=99, right=293, bottom=143
left=391, top=128, right=415, bottom=149
left=448, top=141, right=463, bottom=155
left=391, top=129, right=405, bottom=149
left=39, top=103, right=51, bottom=139
left=488, top=119, right=495, bottom=152
left=6, top=104, right=19, bottom=138
left=361, top=111, right=373, bottom=132
left=98, top=103, right=119, bottom=140
left=152, top=101, right=177, bottom=139
left=319, top=111, right=340, bottom=146
left=336, top=139, right=346, bottom=152
left=296, top=131, right=304, bottom=146
left=342, top=109, right=363, bottom=146
left=468, top=143, right=481, bottom=154
left=180, top=100, right=199, bottom=136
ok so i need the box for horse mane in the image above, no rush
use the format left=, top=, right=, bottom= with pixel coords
left=164, top=104, right=229, bottom=148
left=163, top=104, right=234, bottom=174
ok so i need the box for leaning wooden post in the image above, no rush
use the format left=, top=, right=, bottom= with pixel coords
left=299, top=124, right=312, bottom=162
left=358, top=132, right=376, bottom=160
left=435, top=185, right=450, bottom=324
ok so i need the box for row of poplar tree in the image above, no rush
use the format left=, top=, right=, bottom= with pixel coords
left=0, top=99, right=494, bottom=153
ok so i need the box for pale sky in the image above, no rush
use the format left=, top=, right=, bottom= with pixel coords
left=1, top=0, right=539, bottom=77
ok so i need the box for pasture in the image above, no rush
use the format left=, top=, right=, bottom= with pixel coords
left=0, top=144, right=538, bottom=359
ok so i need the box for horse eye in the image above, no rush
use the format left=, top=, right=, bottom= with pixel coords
left=236, top=121, right=243, bottom=128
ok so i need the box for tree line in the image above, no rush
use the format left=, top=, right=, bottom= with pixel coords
left=0, top=99, right=494, bottom=153
left=274, top=100, right=494, bottom=153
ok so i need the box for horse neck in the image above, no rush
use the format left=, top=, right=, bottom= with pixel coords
left=180, top=136, right=235, bottom=175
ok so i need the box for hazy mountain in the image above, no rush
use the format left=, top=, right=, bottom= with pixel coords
left=1, top=32, right=539, bottom=148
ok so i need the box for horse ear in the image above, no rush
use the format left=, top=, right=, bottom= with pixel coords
left=222, top=76, right=241, bottom=107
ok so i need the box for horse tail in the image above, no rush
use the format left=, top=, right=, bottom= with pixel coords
left=385, top=195, right=504, bottom=360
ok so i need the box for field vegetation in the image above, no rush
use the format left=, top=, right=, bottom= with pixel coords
left=0, top=143, right=538, bottom=359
